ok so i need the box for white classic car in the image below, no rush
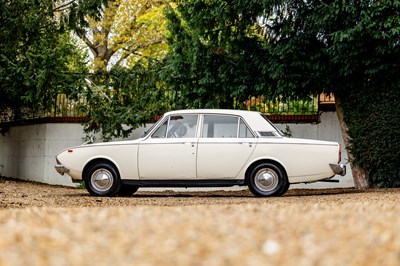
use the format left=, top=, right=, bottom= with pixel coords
left=55, top=109, right=346, bottom=197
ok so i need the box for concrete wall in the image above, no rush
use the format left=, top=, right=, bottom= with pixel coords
left=1, top=124, right=83, bottom=186
left=0, top=112, right=354, bottom=188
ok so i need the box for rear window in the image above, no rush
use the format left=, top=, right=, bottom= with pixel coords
left=261, top=115, right=284, bottom=136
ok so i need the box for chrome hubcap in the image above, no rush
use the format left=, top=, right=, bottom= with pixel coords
left=91, top=169, right=113, bottom=192
left=254, top=168, right=279, bottom=192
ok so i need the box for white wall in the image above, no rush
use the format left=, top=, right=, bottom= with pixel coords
left=0, top=112, right=354, bottom=188
left=0, top=124, right=82, bottom=186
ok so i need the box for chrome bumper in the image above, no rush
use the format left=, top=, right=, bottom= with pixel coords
left=55, top=164, right=70, bottom=175
left=329, top=163, right=346, bottom=176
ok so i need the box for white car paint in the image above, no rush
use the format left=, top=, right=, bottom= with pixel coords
left=196, top=138, right=256, bottom=179
left=138, top=137, right=197, bottom=179
left=55, top=109, right=346, bottom=197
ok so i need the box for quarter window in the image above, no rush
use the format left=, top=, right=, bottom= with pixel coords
left=239, top=119, right=254, bottom=138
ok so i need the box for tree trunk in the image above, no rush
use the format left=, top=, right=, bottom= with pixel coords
left=335, top=96, right=370, bottom=189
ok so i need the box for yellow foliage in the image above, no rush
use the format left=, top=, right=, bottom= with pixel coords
left=80, top=0, right=169, bottom=72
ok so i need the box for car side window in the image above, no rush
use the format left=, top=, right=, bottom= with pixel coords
left=202, top=115, right=239, bottom=138
left=152, top=115, right=198, bottom=138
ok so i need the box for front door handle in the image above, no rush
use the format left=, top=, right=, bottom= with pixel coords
left=240, top=142, right=254, bottom=147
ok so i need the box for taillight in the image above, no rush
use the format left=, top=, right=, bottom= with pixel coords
left=338, top=144, right=342, bottom=163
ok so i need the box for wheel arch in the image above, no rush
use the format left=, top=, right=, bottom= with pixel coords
left=82, top=158, right=121, bottom=180
left=245, top=159, right=288, bottom=184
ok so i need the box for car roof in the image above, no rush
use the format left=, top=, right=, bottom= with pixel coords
left=161, top=109, right=277, bottom=133
left=164, top=109, right=261, bottom=116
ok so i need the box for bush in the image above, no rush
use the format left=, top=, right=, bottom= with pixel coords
left=342, top=88, right=400, bottom=187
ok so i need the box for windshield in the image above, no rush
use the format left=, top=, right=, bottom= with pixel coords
left=140, top=116, right=164, bottom=138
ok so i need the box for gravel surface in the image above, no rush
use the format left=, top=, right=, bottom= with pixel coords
left=0, top=177, right=399, bottom=266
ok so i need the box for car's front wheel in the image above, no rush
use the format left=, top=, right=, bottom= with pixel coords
left=84, top=162, right=121, bottom=197
left=248, top=162, right=289, bottom=197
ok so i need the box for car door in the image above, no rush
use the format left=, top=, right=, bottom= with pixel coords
left=197, top=114, right=257, bottom=179
left=138, top=114, right=199, bottom=180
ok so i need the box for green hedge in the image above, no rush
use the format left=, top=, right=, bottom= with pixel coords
left=341, top=88, right=400, bottom=187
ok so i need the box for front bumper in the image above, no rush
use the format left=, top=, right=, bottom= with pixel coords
left=55, top=164, right=70, bottom=176
left=329, top=163, right=346, bottom=176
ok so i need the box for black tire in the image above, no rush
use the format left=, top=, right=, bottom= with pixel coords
left=276, top=179, right=290, bottom=196
left=247, top=162, right=289, bottom=197
left=118, top=185, right=139, bottom=197
left=84, top=162, right=121, bottom=197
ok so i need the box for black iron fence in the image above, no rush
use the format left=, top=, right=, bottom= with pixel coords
left=238, top=95, right=319, bottom=114
left=0, top=93, right=335, bottom=124
left=0, top=94, right=87, bottom=124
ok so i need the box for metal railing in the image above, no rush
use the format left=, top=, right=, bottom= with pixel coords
left=237, top=95, right=320, bottom=115
left=1, top=93, right=335, bottom=124
left=0, top=94, right=87, bottom=123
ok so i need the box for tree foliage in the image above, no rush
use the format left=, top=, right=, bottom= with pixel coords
left=164, top=0, right=400, bottom=187
left=1, top=0, right=170, bottom=141
left=81, top=59, right=171, bottom=141
left=163, top=1, right=273, bottom=109
left=77, top=0, right=168, bottom=73
left=73, top=0, right=171, bottom=140
left=0, top=0, right=109, bottom=121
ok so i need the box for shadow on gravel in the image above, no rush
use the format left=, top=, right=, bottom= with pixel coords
left=132, top=192, right=254, bottom=198
left=286, top=188, right=361, bottom=197
left=132, top=188, right=361, bottom=198
left=64, top=187, right=363, bottom=198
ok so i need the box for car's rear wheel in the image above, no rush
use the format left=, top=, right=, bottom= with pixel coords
left=84, top=162, right=121, bottom=197
left=248, top=162, right=289, bottom=197
left=118, top=185, right=139, bottom=197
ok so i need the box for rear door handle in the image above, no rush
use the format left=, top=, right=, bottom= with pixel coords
left=184, top=142, right=196, bottom=147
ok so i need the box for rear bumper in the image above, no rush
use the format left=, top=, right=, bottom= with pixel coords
left=329, top=163, right=346, bottom=176
left=54, top=164, right=70, bottom=175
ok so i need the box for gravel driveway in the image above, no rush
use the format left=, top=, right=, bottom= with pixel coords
left=0, top=177, right=399, bottom=266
